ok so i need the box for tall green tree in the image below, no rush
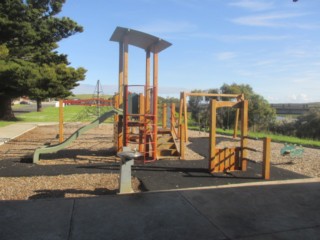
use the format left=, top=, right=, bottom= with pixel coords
left=221, top=83, right=276, bottom=130
left=188, top=89, right=204, bottom=122
left=295, top=108, right=320, bottom=140
left=0, top=0, right=86, bottom=119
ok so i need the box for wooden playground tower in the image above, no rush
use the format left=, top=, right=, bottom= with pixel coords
left=110, top=27, right=173, bottom=162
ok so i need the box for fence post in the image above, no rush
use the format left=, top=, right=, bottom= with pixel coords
left=59, top=99, right=64, bottom=143
left=262, top=137, right=271, bottom=180
left=162, top=103, right=167, bottom=129
left=180, top=124, right=185, bottom=160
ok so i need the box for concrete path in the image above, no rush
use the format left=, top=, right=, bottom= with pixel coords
left=0, top=122, right=57, bottom=146
left=1, top=178, right=320, bottom=240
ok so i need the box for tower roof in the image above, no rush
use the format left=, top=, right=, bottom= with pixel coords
left=110, top=26, right=172, bottom=53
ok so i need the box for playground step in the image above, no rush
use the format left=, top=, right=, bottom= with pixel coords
left=127, top=121, right=144, bottom=127
left=156, top=130, right=179, bottom=158
left=157, top=136, right=174, bottom=144
left=157, top=142, right=176, bottom=149
left=157, top=149, right=179, bottom=157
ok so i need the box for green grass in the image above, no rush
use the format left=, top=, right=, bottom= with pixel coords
left=2, top=107, right=319, bottom=148
left=0, top=106, right=114, bottom=125
left=189, top=126, right=320, bottom=148
left=0, top=121, right=15, bottom=127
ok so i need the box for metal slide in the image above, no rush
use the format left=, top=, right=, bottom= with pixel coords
left=33, top=108, right=123, bottom=164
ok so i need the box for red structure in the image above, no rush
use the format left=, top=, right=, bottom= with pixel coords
left=63, top=99, right=113, bottom=106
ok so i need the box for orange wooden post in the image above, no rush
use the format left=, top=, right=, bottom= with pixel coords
left=118, top=42, right=124, bottom=108
left=233, top=108, right=239, bottom=138
left=145, top=50, right=151, bottom=115
left=145, top=50, right=151, bottom=158
left=171, top=103, right=175, bottom=133
left=162, top=103, right=167, bottom=129
left=209, top=99, right=218, bottom=172
left=263, top=137, right=271, bottom=180
left=59, top=99, right=64, bottom=143
left=152, top=48, right=159, bottom=160
left=183, top=92, right=188, bottom=141
left=123, top=36, right=129, bottom=147
left=241, top=100, right=248, bottom=171
left=180, top=124, right=185, bottom=160
left=178, top=92, right=184, bottom=138
left=139, top=93, right=145, bottom=153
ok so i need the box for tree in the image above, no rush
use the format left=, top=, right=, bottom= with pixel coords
left=221, top=83, right=276, bottom=130
left=295, top=108, right=320, bottom=140
left=188, top=89, right=204, bottom=122
left=0, top=0, right=86, bottom=119
left=0, top=59, right=39, bottom=119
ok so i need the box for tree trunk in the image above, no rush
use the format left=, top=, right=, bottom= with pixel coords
left=0, top=96, right=15, bottom=120
left=36, top=99, right=42, bottom=112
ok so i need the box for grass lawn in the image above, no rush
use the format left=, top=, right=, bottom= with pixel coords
left=0, top=105, right=114, bottom=125
left=189, top=126, right=320, bottom=148
left=1, top=106, right=319, bottom=148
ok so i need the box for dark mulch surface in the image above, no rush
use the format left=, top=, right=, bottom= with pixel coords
left=0, top=158, right=308, bottom=192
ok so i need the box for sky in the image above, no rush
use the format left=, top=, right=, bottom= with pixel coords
left=57, top=0, right=320, bottom=103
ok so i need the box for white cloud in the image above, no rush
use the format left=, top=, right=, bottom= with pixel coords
left=288, top=93, right=310, bottom=102
left=229, top=0, right=274, bottom=11
left=231, top=12, right=308, bottom=27
left=216, top=51, right=237, bottom=60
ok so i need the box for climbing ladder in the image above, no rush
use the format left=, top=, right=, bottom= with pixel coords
left=123, top=85, right=179, bottom=162
left=123, top=85, right=157, bottom=163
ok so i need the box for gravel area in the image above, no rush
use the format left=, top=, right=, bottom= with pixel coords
left=186, top=130, right=320, bottom=178
left=0, top=123, right=319, bottom=200
left=0, top=123, right=139, bottom=200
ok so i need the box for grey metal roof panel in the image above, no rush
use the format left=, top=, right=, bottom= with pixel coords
left=109, top=26, right=172, bottom=53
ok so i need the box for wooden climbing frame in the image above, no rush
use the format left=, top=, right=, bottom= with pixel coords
left=109, top=26, right=171, bottom=162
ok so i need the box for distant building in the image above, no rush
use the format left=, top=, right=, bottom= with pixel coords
left=271, top=103, right=313, bottom=115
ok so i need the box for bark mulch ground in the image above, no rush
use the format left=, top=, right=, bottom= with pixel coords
left=0, top=123, right=317, bottom=200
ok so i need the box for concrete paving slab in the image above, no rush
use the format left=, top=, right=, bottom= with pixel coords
left=0, top=198, right=74, bottom=240
left=181, top=182, right=320, bottom=239
left=0, top=122, right=57, bottom=146
left=69, top=192, right=227, bottom=240
left=0, top=123, right=37, bottom=145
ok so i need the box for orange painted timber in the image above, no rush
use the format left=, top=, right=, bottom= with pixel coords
left=263, top=137, right=271, bottom=180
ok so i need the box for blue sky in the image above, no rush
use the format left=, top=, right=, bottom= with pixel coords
left=57, top=0, right=320, bottom=103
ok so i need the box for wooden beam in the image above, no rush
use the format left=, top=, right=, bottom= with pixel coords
left=123, top=36, right=129, bottom=86
left=215, top=101, right=242, bottom=109
left=178, top=92, right=184, bottom=138
left=152, top=49, right=158, bottom=159
left=209, top=99, right=217, bottom=172
left=118, top=42, right=124, bottom=107
left=262, top=137, right=271, bottom=180
left=139, top=93, right=144, bottom=153
left=162, top=103, right=167, bottom=129
left=59, top=99, right=64, bottom=143
left=180, top=124, right=185, bottom=160
left=171, top=103, right=175, bottom=133
left=145, top=50, right=151, bottom=114
left=183, top=92, right=188, bottom=141
left=233, top=108, right=239, bottom=138
left=241, top=100, right=248, bottom=171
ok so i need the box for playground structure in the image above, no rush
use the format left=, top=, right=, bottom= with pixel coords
left=178, top=91, right=270, bottom=179
left=110, top=27, right=179, bottom=162
left=32, top=26, right=271, bottom=180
